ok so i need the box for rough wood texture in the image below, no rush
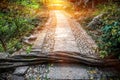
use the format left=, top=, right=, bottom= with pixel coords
left=0, top=52, right=119, bottom=69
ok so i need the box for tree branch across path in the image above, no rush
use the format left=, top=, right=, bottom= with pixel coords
left=0, top=51, right=119, bottom=69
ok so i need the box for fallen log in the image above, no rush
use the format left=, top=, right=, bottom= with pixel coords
left=0, top=51, right=119, bottom=69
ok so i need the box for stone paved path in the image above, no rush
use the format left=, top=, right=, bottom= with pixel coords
left=24, top=10, right=119, bottom=80
left=53, top=11, right=80, bottom=53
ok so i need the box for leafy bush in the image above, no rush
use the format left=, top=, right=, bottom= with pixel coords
left=94, top=2, right=118, bottom=16
left=0, top=11, right=34, bottom=51
left=0, top=0, right=44, bottom=53
left=94, top=3, right=120, bottom=58
left=83, top=2, right=120, bottom=58
left=99, top=21, right=120, bottom=58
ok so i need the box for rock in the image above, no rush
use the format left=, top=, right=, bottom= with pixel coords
left=31, top=48, right=42, bottom=52
left=28, top=35, right=37, bottom=41
left=87, top=14, right=103, bottom=29
left=13, top=66, right=29, bottom=76
left=12, top=75, right=25, bottom=80
left=23, top=36, right=29, bottom=40
left=22, top=39, right=33, bottom=45
left=0, top=52, right=9, bottom=58
left=23, top=35, right=37, bottom=42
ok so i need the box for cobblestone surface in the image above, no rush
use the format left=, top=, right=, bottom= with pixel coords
left=41, top=11, right=56, bottom=53
left=25, top=64, right=50, bottom=80
left=69, top=18, right=99, bottom=58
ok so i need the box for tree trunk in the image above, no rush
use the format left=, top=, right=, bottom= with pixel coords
left=92, top=0, right=94, bottom=8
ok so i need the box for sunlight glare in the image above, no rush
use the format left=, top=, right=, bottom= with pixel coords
left=46, top=0, right=69, bottom=10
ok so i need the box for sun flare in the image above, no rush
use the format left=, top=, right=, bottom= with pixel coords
left=50, top=0, right=63, bottom=4
left=44, top=0, right=70, bottom=10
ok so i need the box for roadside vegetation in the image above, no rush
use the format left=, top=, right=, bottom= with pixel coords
left=0, top=0, right=48, bottom=54
left=92, top=3, right=120, bottom=59
left=73, top=1, right=120, bottom=59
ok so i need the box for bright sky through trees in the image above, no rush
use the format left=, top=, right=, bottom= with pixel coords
left=43, top=0, right=70, bottom=10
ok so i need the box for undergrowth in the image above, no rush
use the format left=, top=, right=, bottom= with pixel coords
left=84, top=3, right=120, bottom=59
left=0, top=0, right=47, bottom=54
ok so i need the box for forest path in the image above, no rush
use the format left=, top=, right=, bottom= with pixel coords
left=12, top=10, right=119, bottom=80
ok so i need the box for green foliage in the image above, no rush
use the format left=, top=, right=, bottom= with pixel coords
left=0, top=0, right=44, bottom=53
left=84, top=2, right=120, bottom=58
left=26, top=46, right=32, bottom=54
left=94, top=2, right=118, bottom=16
left=0, top=44, right=4, bottom=51
left=98, top=19, right=120, bottom=58
left=100, top=51, right=108, bottom=58
left=95, top=3, right=120, bottom=58
left=5, top=0, right=42, bottom=8
left=0, top=11, right=34, bottom=52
